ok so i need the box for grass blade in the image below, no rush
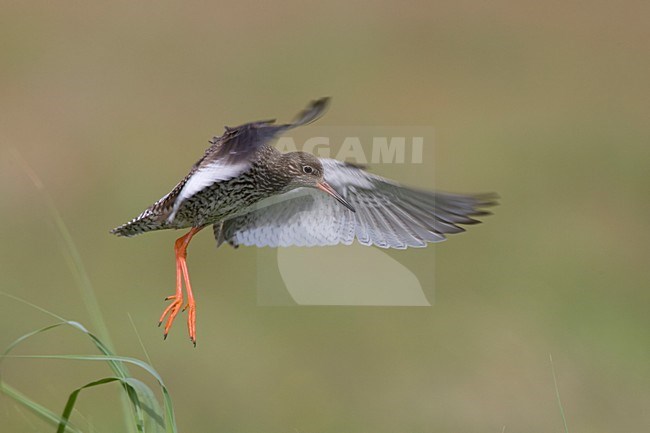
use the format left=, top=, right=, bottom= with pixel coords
left=9, top=149, right=114, bottom=351
left=56, top=377, right=127, bottom=433
left=549, top=354, right=570, bottom=433
left=0, top=381, right=83, bottom=433
left=0, top=302, right=178, bottom=433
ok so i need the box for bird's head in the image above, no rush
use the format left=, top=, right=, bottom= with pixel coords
left=281, top=152, right=355, bottom=212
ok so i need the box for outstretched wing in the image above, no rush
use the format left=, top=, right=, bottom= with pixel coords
left=214, top=159, right=497, bottom=249
left=165, top=97, right=330, bottom=222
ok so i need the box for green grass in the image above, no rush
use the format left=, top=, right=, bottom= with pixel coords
left=0, top=295, right=178, bottom=433
left=0, top=152, right=177, bottom=433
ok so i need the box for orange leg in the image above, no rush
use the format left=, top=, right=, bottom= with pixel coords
left=158, top=226, right=203, bottom=345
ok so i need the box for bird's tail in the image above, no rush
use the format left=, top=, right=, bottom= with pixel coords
left=110, top=209, right=167, bottom=237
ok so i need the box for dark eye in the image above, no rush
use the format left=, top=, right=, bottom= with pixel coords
left=302, top=165, right=314, bottom=174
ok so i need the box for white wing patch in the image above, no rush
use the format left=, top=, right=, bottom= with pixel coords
left=167, top=161, right=249, bottom=222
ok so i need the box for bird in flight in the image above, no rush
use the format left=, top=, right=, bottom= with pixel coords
left=111, top=98, right=497, bottom=345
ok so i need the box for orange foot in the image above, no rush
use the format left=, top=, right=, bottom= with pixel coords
left=159, top=293, right=183, bottom=339
left=183, top=300, right=196, bottom=346
left=157, top=226, right=203, bottom=346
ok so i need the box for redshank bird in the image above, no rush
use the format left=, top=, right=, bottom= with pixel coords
left=111, top=98, right=497, bottom=345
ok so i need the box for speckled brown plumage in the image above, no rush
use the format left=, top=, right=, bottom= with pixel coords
left=111, top=99, right=331, bottom=238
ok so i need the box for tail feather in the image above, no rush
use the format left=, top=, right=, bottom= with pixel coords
left=110, top=209, right=166, bottom=237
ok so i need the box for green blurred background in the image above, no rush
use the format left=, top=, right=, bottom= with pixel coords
left=1, top=1, right=649, bottom=432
